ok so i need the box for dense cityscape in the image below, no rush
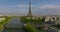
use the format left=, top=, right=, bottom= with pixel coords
left=0, top=0, right=60, bottom=32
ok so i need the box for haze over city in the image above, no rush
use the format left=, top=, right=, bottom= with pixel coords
left=1, top=0, right=60, bottom=32
left=0, top=0, right=60, bottom=15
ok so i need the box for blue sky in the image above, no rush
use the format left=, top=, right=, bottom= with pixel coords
left=0, top=0, right=60, bottom=15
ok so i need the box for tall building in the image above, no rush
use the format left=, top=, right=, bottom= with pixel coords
left=27, top=2, right=32, bottom=17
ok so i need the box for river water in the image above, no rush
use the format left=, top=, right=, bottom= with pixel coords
left=2, top=18, right=25, bottom=32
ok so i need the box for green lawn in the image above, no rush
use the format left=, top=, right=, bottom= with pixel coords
left=0, top=17, right=11, bottom=32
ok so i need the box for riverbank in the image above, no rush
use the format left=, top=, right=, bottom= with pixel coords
left=0, top=17, right=11, bottom=32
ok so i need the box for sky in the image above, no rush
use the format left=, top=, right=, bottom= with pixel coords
left=0, top=0, right=60, bottom=15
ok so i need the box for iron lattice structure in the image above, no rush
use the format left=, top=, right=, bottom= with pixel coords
left=27, top=2, right=32, bottom=17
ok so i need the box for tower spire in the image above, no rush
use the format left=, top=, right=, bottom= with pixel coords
left=27, top=1, right=32, bottom=17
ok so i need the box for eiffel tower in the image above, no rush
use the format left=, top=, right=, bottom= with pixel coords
left=27, top=2, right=32, bottom=17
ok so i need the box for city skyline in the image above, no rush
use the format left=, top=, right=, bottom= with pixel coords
left=0, top=0, right=60, bottom=15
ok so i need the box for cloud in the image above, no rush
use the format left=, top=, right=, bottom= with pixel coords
left=16, top=5, right=60, bottom=15
left=36, top=5, right=60, bottom=15
left=17, top=4, right=28, bottom=7
left=0, top=9, right=28, bottom=15
left=40, top=5, right=60, bottom=9
left=1, top=4, right=60, bottom=15
left=17, top=4, right=34, bottom=7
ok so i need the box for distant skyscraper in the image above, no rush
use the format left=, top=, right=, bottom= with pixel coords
left=27, top=2, right=32, bottom=17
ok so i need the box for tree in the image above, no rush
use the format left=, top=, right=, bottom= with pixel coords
left=25, top=24, right=38, bottom=32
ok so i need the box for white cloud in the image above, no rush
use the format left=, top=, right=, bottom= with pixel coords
left=17, top=4, right=34, bottom=7
left=40, top=5, right=60, bottom=9
left=1, top=4, right=60, bottom=15
left=17, top=4, right=29, bottom=7
left=32, top=5, right=60, bottom=15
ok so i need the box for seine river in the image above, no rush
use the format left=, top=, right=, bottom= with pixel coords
left=2, top=18, right=25, bottom=32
